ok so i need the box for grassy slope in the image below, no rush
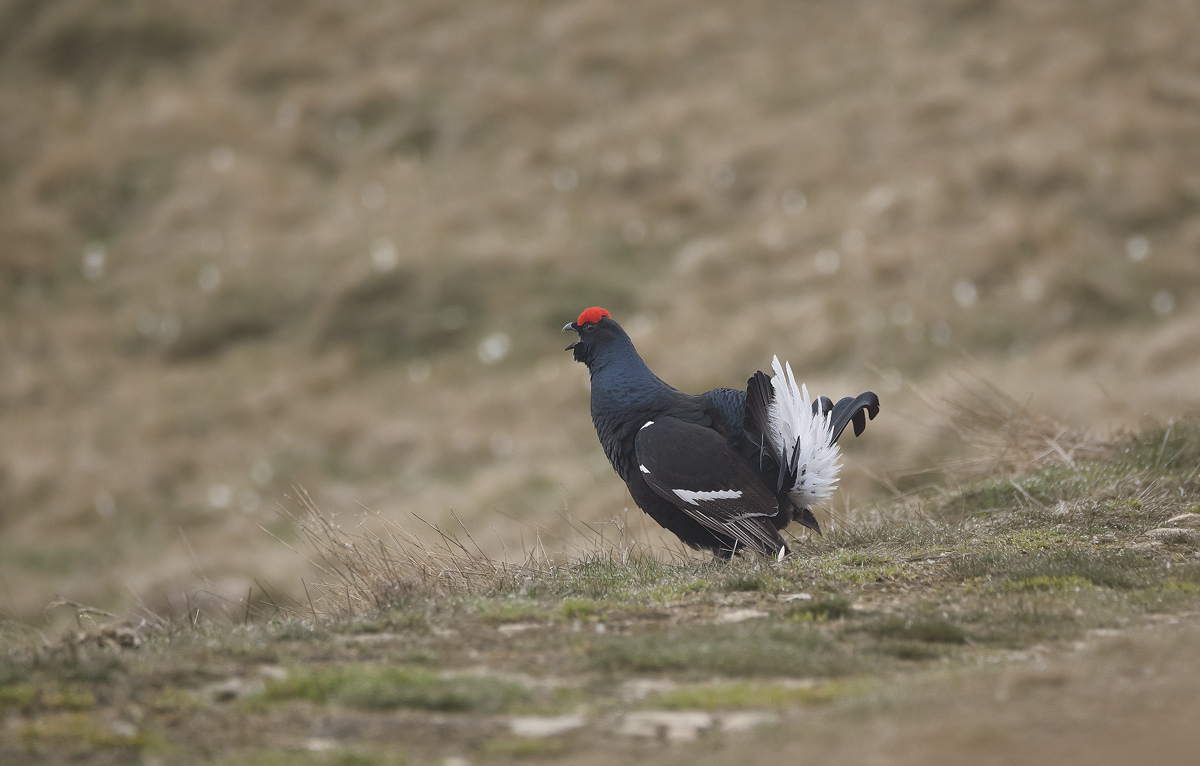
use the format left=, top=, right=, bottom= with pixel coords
left=2, top=0, right=1200, bottom=620
left=3, top=418, right=1200, bottom=764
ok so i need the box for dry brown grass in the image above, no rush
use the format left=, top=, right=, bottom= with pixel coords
left=929, top=373, right=1111, bottom=474
left=2, top=0, right=1199, bottom=622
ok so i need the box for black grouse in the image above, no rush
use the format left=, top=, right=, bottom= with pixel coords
left=564, top=307, right=879, bottom=558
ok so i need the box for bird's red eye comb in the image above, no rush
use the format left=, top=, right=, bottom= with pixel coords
left=577, top=307, right=611, bottom=325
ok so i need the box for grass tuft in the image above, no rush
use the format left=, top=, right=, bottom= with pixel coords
left=587, top=621, right=853, bottom=678
left=214, top=749, right=409, bottom=766
left=952, top=549, right=1156, bottom=590
left=644, top=680, right=857, bottom=710
left=785, top=596, right=854, bottom=621
left=258, top=665, right=531, bottom=713
left=864, top=617, right=968, bottom=645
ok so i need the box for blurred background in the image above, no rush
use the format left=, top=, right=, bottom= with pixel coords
left=1, top=0, right=1197, bottom=624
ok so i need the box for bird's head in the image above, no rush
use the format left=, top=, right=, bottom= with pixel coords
left=563, top=307, right=624, bottom=367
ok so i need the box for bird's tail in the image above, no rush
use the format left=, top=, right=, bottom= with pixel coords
left=827, top=391, right=881, bottom=445
left=745, top=357, right=842, bottom=509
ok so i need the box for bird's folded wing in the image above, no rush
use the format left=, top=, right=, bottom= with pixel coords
left=634, top=417, right=784, bottom=555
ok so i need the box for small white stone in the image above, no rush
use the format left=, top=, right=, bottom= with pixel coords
left=1086, top=628, right=1122, bottom=641
left=305, top=738, right=338, bottom=752
left=720, top=711, right=778, bottom=733
left=1166, top=513, right=1200, bottom=528
left=619, top=711, right=713, bottom=741
left=781, top=593, right=813, bottom=602
left=718, top=609, right=769, bottom=623
left=620, top=679, right=676, bottom=701
left=510, top=714, right=585, bottom=738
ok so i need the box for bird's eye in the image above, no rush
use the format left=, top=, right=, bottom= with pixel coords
left=584, top=323, right=596, bottom=331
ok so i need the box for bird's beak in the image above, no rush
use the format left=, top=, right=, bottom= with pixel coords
left=563, top=322, right=580, bottom=351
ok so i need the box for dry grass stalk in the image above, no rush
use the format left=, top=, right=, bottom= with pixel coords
left=937, top=374, right=1110, bottom=477
left=285, top=487, right=672, bottom=617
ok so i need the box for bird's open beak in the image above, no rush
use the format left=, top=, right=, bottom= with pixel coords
left=563, top=322, right=580, bottom=351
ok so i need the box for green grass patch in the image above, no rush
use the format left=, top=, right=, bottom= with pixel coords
left=951, top=549, right=1156, bottom=589
left=151, top=687, right=208, bottom=712
left=999, top=575, right=1095, bottom=592
left=722, top=571, right=788, bottom=593
left=342, top=609, right=426, bottom=634
left=862, top=617, right=968, bottom=645
left=560, top=598, right=605, bottom=621
left=586, top=621, right=853, bottom=678
left=215, top=748, right=409, bottom=766
left=0, top=682, right=36, bottom=708
left=16, top=711, right=158, bottom=749
left=258, top=665, right=531, bottom=713
left=1163, top=580, right=1200, bottom=594
left=956, top=599, right=1084, bottom=648
left=872, top=641, right=946, bottom=660
left=816, top=563, right=908, bottom=584
left=1003, top=529, right=1073, bottom=551
left=823, top=521, right=955, bottom=551
left=785, top=595, right=853, bottom=621
left=478, top=599, right=552, bottom=625
left=523, top=553, right=693, bottom=600
left=41, top=686, right=98, bottom=711
left=644, top=679, right=859, bottom=710
left=481, top=736, right=572, bottom=759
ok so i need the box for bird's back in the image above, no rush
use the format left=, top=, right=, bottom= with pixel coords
left=700, top=387, right=747, bottom=434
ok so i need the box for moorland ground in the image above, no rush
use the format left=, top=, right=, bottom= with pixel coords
left=2, top=1, right=1200, bottom=762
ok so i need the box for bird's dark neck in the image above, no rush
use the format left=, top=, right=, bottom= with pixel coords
left=586, top=337, right=672, bottom=409
left=584, top=337, right=678, bottom=479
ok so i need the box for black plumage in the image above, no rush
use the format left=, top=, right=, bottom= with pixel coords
left=564, top=308, right=879, bottom=558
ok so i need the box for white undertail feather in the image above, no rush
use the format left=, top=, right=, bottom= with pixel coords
left=767, top=356, right=841, bottom=508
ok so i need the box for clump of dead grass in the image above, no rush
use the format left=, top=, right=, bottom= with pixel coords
left=936, top=375, right=1112, bottom=476
left=282, top=487, right=688, bottom=617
